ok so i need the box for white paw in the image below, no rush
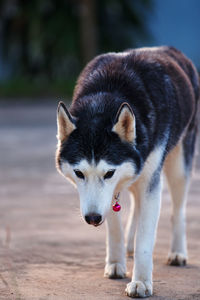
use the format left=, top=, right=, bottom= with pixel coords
left=125, top=281, right=152, bottom=298
left=167, top=252, right=187, bottom=266
left=104, top=262, right=126, bottom=279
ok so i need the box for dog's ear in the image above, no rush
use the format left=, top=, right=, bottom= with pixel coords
left=112, top=102, right=136, bottom=143
left=57, top=102, right=76, bottom=142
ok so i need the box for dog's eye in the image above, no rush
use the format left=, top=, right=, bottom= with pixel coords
left=103, top=170, right=115, bottom=180
left=74, top=170, right=85, bottom=179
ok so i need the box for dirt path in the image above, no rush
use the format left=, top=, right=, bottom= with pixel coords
left=0, top=103, right=199, bottom=300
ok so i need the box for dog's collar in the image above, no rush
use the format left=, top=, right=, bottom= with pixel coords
left=114, top=192, right=120, bottom=201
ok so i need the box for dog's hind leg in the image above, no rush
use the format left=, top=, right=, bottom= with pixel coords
left=125, top=190, right=138, bottom=258
left=104, top=208, right=126, bottom=279
left=164, top=128, right=196, bottom=266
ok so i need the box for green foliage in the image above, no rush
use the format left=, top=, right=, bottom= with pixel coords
left=97, top=0, right=153, bottom=53
left=0, top=0, right=153, bottom=98
left=0, top=77, right=75, bottom=98
left=0, top=0, right=81, bottom=80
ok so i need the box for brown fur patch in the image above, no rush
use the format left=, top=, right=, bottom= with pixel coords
left=57, top=106, right=76, bottom=142
left=113, top=106, right=135, bottom=143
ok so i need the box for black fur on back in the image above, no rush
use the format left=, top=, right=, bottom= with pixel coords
left=58, top=46, right=199, bottom=172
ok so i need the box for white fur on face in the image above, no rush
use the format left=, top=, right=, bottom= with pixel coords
left=61, top=159, right=136, bottom=221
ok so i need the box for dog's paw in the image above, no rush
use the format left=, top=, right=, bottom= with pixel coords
left=104, top=262, right=126, bottom=279
left=125, top=281, right=152, bottom=298
left=167, top=252, right=187, bottom=266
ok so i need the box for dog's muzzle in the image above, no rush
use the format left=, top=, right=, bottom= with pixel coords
left=85, top=213, right=102, bottom=226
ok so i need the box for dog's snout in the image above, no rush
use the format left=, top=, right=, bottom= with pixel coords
left=85, top=214, right=102, bottom=226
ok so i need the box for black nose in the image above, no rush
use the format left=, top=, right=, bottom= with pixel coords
left=85, top=214, right=102, bottom=226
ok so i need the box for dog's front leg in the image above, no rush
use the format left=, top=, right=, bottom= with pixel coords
left=126, top=177, right=162, bottom=298
left=104, top=208, right=126, bottom=279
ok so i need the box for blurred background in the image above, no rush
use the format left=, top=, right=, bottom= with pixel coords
left=0, top=0, right=199, bottom=99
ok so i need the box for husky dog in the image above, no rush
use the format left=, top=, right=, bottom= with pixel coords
left=56, top=46, right=199, bottom=298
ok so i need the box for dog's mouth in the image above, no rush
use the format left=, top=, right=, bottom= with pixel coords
left=93, top=220, right=104, bottom=227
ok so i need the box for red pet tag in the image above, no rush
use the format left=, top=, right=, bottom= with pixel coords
left=112, top=193, right=121, bottom=212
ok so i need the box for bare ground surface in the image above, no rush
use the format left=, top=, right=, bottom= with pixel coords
left=0, top=102, right=200, bottom=300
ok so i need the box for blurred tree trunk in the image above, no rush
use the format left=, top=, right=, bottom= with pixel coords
left=79, top=0, right=98, bottom=64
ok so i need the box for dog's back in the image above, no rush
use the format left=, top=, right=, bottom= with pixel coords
left=72, top=46, right=199, bottom=161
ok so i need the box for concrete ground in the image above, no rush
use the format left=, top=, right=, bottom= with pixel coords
left=0, top=102, right=199, bottom=300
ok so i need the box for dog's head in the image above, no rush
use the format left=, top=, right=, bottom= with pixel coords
left=56, top=101, right=141, bottom=226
